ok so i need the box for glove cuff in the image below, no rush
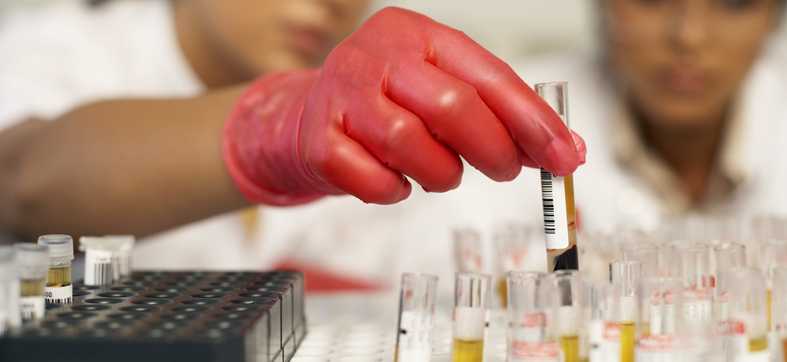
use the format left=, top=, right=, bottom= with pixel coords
left=223, top=72, right=324, bottom=206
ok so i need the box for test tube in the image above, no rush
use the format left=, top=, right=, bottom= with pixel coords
left=763, top=240, right=787, bottom=331
left=585, top=281, right=608, bottom=362
left=716, top=268, right=769, bottom=358
left=672, top=243, right=714, bottom=324
left=395, top=273, right=438, bottom=362
left=622, top=243, right=659, bottom=277
left=609, top=260, right=642, bottom=362
left=635, top=277, right=683, bottom=362
left=452, top=272, right=491, bottom=362
left=79, top=236, right=119, bottom=286
left=37, top=234, right=74, bottom=304
left=453, top=228, right=483, bottom=273
left=547, top=270, right=583, bottom=362
left=13, top=243, right=48, bottom=322
left=494, top=223, right=538, bottom=307
left=506, top=271, right=560, bottom=362
left=0, top=246, right=20, bottom=334
left=772, top=266, right=787, bottom=362
left=105, top=235, right=135, bottom=280
left=713, top=242, right=746, bottom=274
left=535, top=82, right=578, bottom=271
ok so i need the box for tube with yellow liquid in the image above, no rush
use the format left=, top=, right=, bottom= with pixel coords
left=716, top=268, right=769, bottom=361
left=452, top=272, right=491, bottom=362
left=535, top=82, right=578, bottom=271
left=609, top=260, right=642, bottom=362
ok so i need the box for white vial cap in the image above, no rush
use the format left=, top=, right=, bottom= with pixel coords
left=13, top=243, right=48, bottom=280
left=37, top=234, right=74, bottom=262
left=79, top=236, right=121, bottom=252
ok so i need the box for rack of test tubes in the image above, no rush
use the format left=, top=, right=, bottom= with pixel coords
left=0, top=235, right=306, bottom=362
left=384, top=215, right=787, bottom=362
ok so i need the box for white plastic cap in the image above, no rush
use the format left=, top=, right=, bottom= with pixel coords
left=13, top=243, right=48, bottom=279
left=79, top=236, right=124, bottom=252
left=37, top=234, right=74, bottom=264
left=103, top=235, right=135, bottom=252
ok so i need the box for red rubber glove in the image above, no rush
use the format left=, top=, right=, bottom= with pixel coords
left=224, top=7, right=586, bottom=206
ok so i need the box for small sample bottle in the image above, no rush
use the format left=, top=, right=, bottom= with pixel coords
left=37, top=234, right=74, bottom=304
left=13, top=243, right=48, bottom=322
left=395, top=273, right=438, bottom=362
left=452, top=272, right=491, bottom=362
left=104, top=235, right=135, bottom=280
left=535, top=82, right=578, bottom=271
left=506, top=271, right=560, bottom=362
left=674, top=243, right=714, bottom=323
left=0, top=246, right=20, bottom=334
left=79, top=236, right=118, bottom=287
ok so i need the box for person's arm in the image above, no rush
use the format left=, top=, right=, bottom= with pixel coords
left=1, top=86, right=249, bottom=240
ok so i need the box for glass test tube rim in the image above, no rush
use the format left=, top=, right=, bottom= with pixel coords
left=454, top=272, right=491, bottom=308
left=13, top=243, right=49, bottom=280
left=37, top=234, right=74, bottom=267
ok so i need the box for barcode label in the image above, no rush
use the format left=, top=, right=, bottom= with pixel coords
left=45, top=285, right=72, bottom=304
left=86, top=249, right=114, bottom=286
left=20, top=296, right=45, bottom=321
left=540, top=169, right=569, bottom=249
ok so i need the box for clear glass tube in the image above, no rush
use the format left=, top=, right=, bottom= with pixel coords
left=622, top=243, right=659, bottom=278
left=535, top=82, right=578, bottom=270
left=13, top=243, right=48, bottom=322
left=609, top=260, right=642, bottom=362
left=585, top=281, right=608, bottom=362
left=395, top=273, right=438, bottom=362
left=506, top=271, right=560, bottom=362
left=452, top=272, right=491, bottom=362
left=547, top=270, right=583, bottom=362
left=763, top=240, right=787, bottom=332
left=713, top=242, right=746, bottom=274
left=773, top=266, right=787, bottom=362
left=494, top=223, right=541, bottom=308
left=453, top=228, right=483, bottom=273
left=716, top=268, right=768, bottom=355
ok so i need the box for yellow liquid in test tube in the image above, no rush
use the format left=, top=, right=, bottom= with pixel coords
left=47, top=266, right=72, bottom=287
left=768, top=289, right=773, bottom=331
left=561, top=334, right=580, bottom=362
left=619, top=321, right=636, bottom=362
left=496, top=278, right=507, bottom=308
left=452, top=339, right=484, bottom=362
left=749, top=336, right=768, bottom=352
left=565, top=175, right=577, bottom=248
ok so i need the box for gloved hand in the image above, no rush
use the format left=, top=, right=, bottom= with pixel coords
left=223, top=7, right=586, bottom=206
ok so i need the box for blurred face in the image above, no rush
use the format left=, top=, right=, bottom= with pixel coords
left=189, top=0, right=371, bottom=78
left=603, top=0, right=781, bottom=128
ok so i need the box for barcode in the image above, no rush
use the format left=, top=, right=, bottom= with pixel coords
left=46, top=297, right=72, bottom=304
left=87, top=262, right=114, bottom=286
left=540, top=170, right=556, bottom=235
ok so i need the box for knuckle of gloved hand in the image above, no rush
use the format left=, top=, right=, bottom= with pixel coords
left=381, top=116, right=418, bottom=156
left=431, top=164, right=463, bottom=193
left=434, top=84, right=476, bottom=121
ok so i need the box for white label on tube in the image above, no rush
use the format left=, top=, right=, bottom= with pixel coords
left=453, top=307, right=486, bottom=340
left=20, top=296, right=45, bottom=321
left=85, top=249, right=114, bottom=286
left=45, top=285, right=72, bottom=304
left=588, top=319, right=604, bottom=362
left=397, top=346, right=431, bottom=362
left=540, top=169, right=569, bottom=250
left=602, top=322, right=622, bottom=362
